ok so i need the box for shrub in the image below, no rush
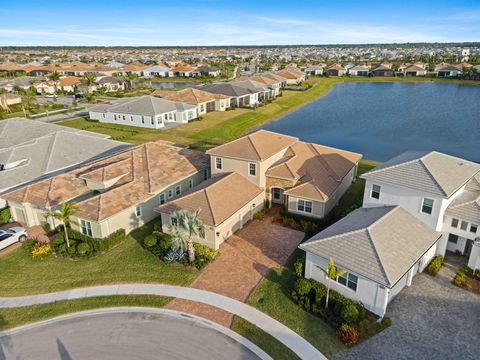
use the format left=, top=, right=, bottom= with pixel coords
left=253, top=209, right=267, bottom=221
left=341, top=304, right=360, bottom=323
left=194, top=243, right=218, bottom=269
left=42, top=223, right=51, bottom=234
left=76, top=242, right=91, bottom=256
left=336, top=323, right=359, bottom=345
left=164, top=248, right=185, bottom=263
left=294, top=278, right=313, bottom=297
left=67, top=245, right=77, bottom=257
left=144, top=234, right=157, bottom=248
left=300, top=220, right=320, bottom=238
left=30, top=243, right=52, bottom=259
left=453, top=272, right=471, bottom=289
left=425, top=255, right=444, bottom=275
left=23, top=239, right=37, bottom=255
left=0, top=207, right=11, bottom=224
left=294, top=257, right=305, bottom=277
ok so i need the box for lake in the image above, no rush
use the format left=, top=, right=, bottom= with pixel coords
left=262, top=82, right=480, bottom=162
left=150, top=82, right=198, bottom=89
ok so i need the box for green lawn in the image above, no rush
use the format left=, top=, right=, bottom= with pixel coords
left=0, top=222, right=198, bottom=296
left=0, top=295, right=171, bottom=331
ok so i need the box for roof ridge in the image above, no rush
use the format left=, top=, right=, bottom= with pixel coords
left=363, top=151, right=429, bottom=177
left=365, top=228, right=391, bottom=286
left=301, top=227, right=367, bottom=247
left=418, top=157, right=447, bottom=197
left=308, top=143, right=341, bottom=181
left=42, top=132, right=60, bottom=173
left=144, top=143, right=153, bottom=193
left=247, top=134, right=262, bottom=160
left=45, top=177, right=55, bottom=208
left=366, top=205, right=398, bottom=231
left=203, top=187, right=217, bottom=225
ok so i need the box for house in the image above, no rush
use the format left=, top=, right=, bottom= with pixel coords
left=348, top=65, right=370, bottom=76
left=157, top=172, right=264, bottom=250
left=372, top=65, right=395, bottom=77
left=3, top=141, right=210, bottom=238
left=326, top=64, right=346, bottom=77
left=194, top=66, right=221, bottom=77
left=171, top=65, right=196, bottom=77
left=361, top=151, right=480, bottom=270
left=22, top=65, right=50, bottom=77
left=402, top=65, right=427, bottom=77
left=436, top=65, right=461, bottom=78
left=231, top=79, right=276, bottom=101
left=303, top=66, right=323, bottom=76
left=262, top=72, right=288, bottom=88
left=95, top=76, right=126, bottom=92
left=142, top=66, right=173, bottom=78
left=206, top=130, right=362, bottom=219
left=0, top=93, right=21, bottom=111
left=0, top=76, right=34, bottom=92
left=35, top=81, right=56, bottom=94
left=201, top=82, right=259, bottom=108
left=0, top=118, right=131, bottom=208
left=114, top=63, right=149, bottom=76
left=248, top=75, right=282, bottom=96
left=151, top=87, right=231, bottom=115
left=89, top=95, right=198, bottom=129
left=58, top=76, right=82, bottom=92
left=300, top=206, right=441, bottom=317
left=274, top=69, right=305, bottom=85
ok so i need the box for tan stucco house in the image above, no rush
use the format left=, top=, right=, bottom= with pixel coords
left=206, top=130, right=362, bottom=219
left=2, top=141, right=209, bottom=239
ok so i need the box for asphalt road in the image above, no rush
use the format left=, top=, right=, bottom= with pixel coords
left=0, top=312, right=261, bottom=360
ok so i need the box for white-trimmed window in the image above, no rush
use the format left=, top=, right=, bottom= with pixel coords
left=188, top=179, right=193, bottom=189
left=371, top=184, right=381, bottom=199
left=248, top=162, right=256, bottom=176
left=460, top=221, right=468, bottom=231
left=159, top=193, right=166, bottom=204
left=215, top=157, right=222, bottom=170
left=80, top=220, right=92, bottom=237
left=337, top=271, right=358, bottom=292
left=448, top=233, right=458, bottom=244
left=175, top=185, right=182, bottom=196
left=451, top=218, right=459, bottom=228
left=297, top=199, right=312, bottom=213
left=470, top=224, right=478, bottom=234
left=171, top=217, right=178, bottom=226
left=135, top=205, right=142, bottom=217
left=168, top=189, right=173, bottom=198
left=272, top=188, right=282, bottom=201
left=421, top=198, right=434, bottom=215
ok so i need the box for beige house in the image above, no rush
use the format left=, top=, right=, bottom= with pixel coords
left=207, top=130, right=362, bottom=219
left=3, top=141, right=209, bottom=239
left=156, top=172, right=264, bottom=249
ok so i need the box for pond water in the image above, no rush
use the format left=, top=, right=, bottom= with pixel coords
left=149, top=82, right=198, bottom=89
left=262, top=82, right=480, bottom=162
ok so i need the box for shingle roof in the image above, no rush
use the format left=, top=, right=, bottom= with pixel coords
left=445, top=188, right=480, bottom=224
left=2, top=141, right=209, bottom=221
left=156, top=172, right=263, bottom=226
left=300, top=206, right=441, bottom=287
left=151, top=87, right=229, bottom=105
left=206, top=129, right=298, bottom=161
left=200, top=83, right=253, bottom=97
left=361, top=151, right=480, bottom=198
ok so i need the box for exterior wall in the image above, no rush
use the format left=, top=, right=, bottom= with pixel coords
left=468, top=242, right=480, bottom=270
left=287, top=195, right=326, bottom=219
left=265, top=177, right=296, bottom=202
left=90, top=111, right=171, bottom=129
left=442, top=214, right=479, bottom=253
left=324, top=165, right=357, bottom=215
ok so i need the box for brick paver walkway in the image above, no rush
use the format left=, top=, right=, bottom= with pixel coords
left=167, top=217, right=304, bottom=327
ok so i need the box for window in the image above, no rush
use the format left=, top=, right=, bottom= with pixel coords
left=159, top=193, right=166, bottom=204
left=371, top=184, right=381, bottom=199
left=448, top=233, right=458, bottom=244
left=421, top=198, right=434, bottom=215
left=175, top=185, right=182, bottom=196
left=272, top=188, right=281, bottom=200
left=297, top=199, right=312, bottom=214
left=130, top=116, right=133, bottom=121
left=470, top=224, right=478, bottom=234
left=188, top=179, right=193, bottom=189
left=151, top=118, right=154, bottom=125
left=135, top=205, right=142, bottom=217
left=122, top=115, right=126, bottom=121
left=141, top=116, right=144, bottom=123
left=114, top=114, right=117, bottom=120
left=171, top=217, right=178, bottom=226
left=215, top=157, right=222, bottom=170
left=102, top=113, right=105, bottom=118
left=80, top=220, right=92, bottom=237
left=200, top=104, right=205, bottom=112
left=451, top=218, right=459, bottom=228
left=168, top=189, right=173, bottom=198
left=460, top=221, right=468, bottom=231
left=248, top=163, right=256, bottom=176
left=336, top=271, right=358, bottom=291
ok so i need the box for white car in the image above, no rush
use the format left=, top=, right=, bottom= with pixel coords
left=0, top=227, right=28, bottom=251
left=45, top=94, right=57, bottom=98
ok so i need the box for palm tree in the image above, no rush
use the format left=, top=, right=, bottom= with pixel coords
left=42, top=209, right=56, bottom=230
left=21, top=88, right=36, bottom=118
left=48, top=71, right=60, bottom=96
left=171, top=209, right=205, bottom=263
left=127, top=73, right=139, bottom=90
left=54, top=202, right=80, bottom=248
left=83, top=72, right=96, bottom=93
left=318, top=257, right=347, bottom=309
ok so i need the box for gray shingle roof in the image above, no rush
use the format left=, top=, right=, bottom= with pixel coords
left=300, top=206, right=441, bottom=287
left=445, top=190, right=480, bottom=224
left=0, top=118, right=131, bottom=194
left=361, top=151, right=480, bottom=198
left=201, top=83, right=252, bottom=97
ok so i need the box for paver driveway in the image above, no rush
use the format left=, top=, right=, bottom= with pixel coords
left=168, top=217, right=304, bottom=327
left=335, top=257, right=480, bottom=360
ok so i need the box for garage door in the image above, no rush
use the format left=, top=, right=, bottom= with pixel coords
left=13, top=208, right=27, bottom=224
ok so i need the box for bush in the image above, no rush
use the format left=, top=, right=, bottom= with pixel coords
left=341, top=304, right=360, bottom=323
left=294, top=278, right=313, bottom=297
left=425, top=255, right=444, bottom=276
left=194, top=243, right=218, bottom=269
left=300, top=220, right=320, bottom=238
left=336, top=323, right=360, bottom=345
left=144, top=234, right=157, bottom=248
left=23, top=239, right=37, bottom=255
left=0, top=207, right=11, bottom=224
left=253, top=209, right=267, bottom=221
left=76, top=242, right=91, bottom=256
left=67, top=245, right=76, bottom=256
left=294, top=257, right=305, bottom=277
left=453, top=272, right=471, bottom=290
left=164, top=248, right=185, bottom=263
left=30, top=243, right=52, bottom=259
left=42, top=223, right=51, bottom=234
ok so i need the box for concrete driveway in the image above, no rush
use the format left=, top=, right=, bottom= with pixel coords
left=335, top=257, right=480, bottom=360
left=0, top=310, right=263, bottom=360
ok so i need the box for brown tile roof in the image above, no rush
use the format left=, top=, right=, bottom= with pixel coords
left=157, top=172, right=263, bottom=226
left=3, top=141, right=209, bottom=221
left=206, top=129, right=298, bottom=161
left=171, top=65, right=196, bottom=72
left=275, top=69, right=302, bottom=79
left=268, top=142, right=362, bottom=201
left=247, top=75, right=279, bottom=86
left=151, top=87, right=229, bottom=104
left=59, top=76, right=82, bottom=87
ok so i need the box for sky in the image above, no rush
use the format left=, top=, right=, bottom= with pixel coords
left=1, top=1, right=479, bottom=46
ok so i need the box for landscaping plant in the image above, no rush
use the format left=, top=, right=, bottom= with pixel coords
left=319, top=257, right=346, bottom=309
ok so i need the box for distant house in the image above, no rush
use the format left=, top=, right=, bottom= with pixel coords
left=171, top=65, right=196, bottom=77
left=0, top=76, right=34, bottom=92
left=95, top=76, right=126, bottom=92
left=402, top=65, right=427, bottom=77
left=372, top=65, right=395, bottom=77
left=22, top=65, right=50, bottom=77
left=201, top=82, right=259, bottom=108
left=142, top=66, right=173, bottom=78
left=58, top=76, right=82, bottom=92
left=436, top=65, right=461, bottom=77
left=274, top=69, right=305, bottom=84
left=151, top=87, right=231, bottom=114
left=326, top=64, right=346, bottom=76
left=194, top=66, right=221, bottom=77
left=231, top=79, right=276, bottom=101
left=248, top=75, right=282, bottom=96
left=262, top=72, right=288, bottom=88
left=348, top=65, right=370, bottom=76
left=89, top=95, right=198, bottom=129
left=35, top=81, right=56, bottom=94
left=304, top=66, right=324, bottom=76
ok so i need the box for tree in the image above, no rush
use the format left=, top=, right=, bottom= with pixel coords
left=21, top=88, right=36, bottom=118
left=54, top=202, right=80, bottom=249
left=170, top=209, right=205, bottom=263
left=127, top=73, right=139, bottom=90
left=42, top=209, right=56, bottom=230
left=83, top=72, right=96, bottom=93
left=318, top=257, right=347, bottom=309
left=48, top=71, right=60, bottom=95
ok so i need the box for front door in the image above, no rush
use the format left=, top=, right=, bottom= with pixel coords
left=271, top=188, right=284, bottom=204
left=465, top=239, right=474, bottom=257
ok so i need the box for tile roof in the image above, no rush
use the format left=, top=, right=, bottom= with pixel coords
left=275, top=69, right=303, bottom=79
left=3, top=141, right=209, bottom=221
left=300, top=206, right=441, bottom=287
left=445, top=187, right=480, bottom=224
left=362, top=151, right=480, bottom=198
left=151, top=87, right=229, bottom=104
left=59, top=76, right=81, bottom=87
left=200, top=83, right=253, bottom=97
left=206, top=129, right=298, bottom=161
left=157, top=172, right=263, bottom=226
left=268, top=142, right=362, bottom=201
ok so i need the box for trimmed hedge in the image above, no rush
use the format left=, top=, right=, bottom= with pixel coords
left=0, top=207, right=11, bottom=224
left=425, top=255, right=444, bottom=276
left=52, top=229, right=126, bottom=257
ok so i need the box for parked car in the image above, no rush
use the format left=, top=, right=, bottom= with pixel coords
left=0, top=226, right=28, bottom=251
left=45, top=94, right=57, bottom=98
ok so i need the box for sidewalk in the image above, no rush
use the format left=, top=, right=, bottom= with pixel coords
left=0, top=284, right=325, bottom=360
